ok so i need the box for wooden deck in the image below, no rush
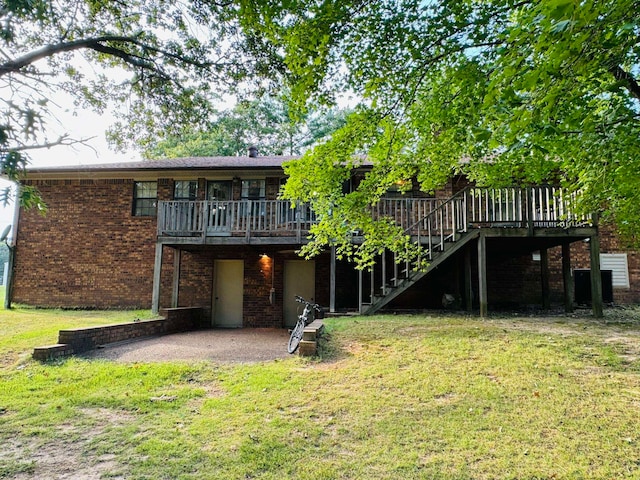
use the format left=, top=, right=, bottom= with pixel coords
left=157, top=187, right=593, bottom=245
left=152, top=186, right=603, bottom=317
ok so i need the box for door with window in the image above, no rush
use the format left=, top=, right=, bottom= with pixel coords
left=207, top=181, right=232, bottom=233
left=241, top=179, right=266, bottom=218
left=283, top=260, right=315, bottom=327
left=213, top=259, right=244, bottom=328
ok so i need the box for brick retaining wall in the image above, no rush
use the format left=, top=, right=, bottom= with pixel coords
left=32, top=307, right=205, bottom=361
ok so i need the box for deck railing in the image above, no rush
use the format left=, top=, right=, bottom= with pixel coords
left=158, top=187, right=591, bottom=240
left=405, top=186, right=592, bottom=254
left=371, top=198, right=442, bottom=227
left=158, top=200, right=316, bottom=238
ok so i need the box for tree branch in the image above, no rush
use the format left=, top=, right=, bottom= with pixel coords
left=0, top=35, right=214, bottom=78
left=0, top=135, right=92, bottom=152
left=610, top=65, right=640, bottom=100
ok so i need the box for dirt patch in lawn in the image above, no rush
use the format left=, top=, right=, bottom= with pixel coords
left=487, top=309, right=640, bottom=364
left=1, top=439, right=122, bottom=480
left=0, top=408, right=134, bottom=479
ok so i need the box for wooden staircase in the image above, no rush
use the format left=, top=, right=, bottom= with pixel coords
left=359, top=186, right=590, bottom=314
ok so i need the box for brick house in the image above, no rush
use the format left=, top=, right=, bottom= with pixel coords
left=6, top=154, right=639, bottom=326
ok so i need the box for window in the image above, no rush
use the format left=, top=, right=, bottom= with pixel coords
left=241, top=179, right=265, bottom=200
left=207, top=181, right=232, bottom=201
left=133, top=181, right=157, bottom=216
left=600, top=253, right=630, bottom=288
left=241, top=179, right=265, bottom=216
left=384, top=180, right=414, bottom=198
left=174, top=180, right=198, bottom=200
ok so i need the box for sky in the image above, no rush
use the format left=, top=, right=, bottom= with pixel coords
left=0, top=106, right=140, bottom=243
left=0, top=77, right=355, bottom=243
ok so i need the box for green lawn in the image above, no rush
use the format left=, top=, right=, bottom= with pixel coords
left=1, top=307, right=640, bottom=479
left=0, top=302, right=154, bottom=367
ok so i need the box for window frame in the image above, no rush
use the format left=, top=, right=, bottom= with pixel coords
left=174, top=180, right=198, bottom=201
left=206, top=180, right=232, bottom=201
left=241, top=179, right=266, bottom=200
left=132, top=181, right=158, bottom=217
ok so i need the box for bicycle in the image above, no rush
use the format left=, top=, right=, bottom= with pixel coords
left=288, top=295, right=323, bottom=354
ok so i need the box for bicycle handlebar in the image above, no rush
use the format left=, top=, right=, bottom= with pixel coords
left=295, top=295, right=322, bottom=311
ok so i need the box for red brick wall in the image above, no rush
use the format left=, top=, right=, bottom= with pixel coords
left=13, top=179, right=166, bottom=308
left=13, top=176, right=328, bottom=327
left=568, top=223, right=640, bottom=304
left=171, top=246, right=329, bottom=327
left=13, top=175, right=639, bottom=318
left=480, top=224, right=640, bottom=308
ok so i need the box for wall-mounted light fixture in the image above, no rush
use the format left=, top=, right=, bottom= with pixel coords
left=258, top=252, right=275, bottom=305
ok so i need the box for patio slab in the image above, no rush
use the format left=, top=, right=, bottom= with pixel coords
left=83, top=328, right=292, bottom=363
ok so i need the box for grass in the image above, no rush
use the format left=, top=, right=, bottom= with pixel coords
left=0, top=303, right=154, bottom=367
left=1, top=307, right=640, bottom=479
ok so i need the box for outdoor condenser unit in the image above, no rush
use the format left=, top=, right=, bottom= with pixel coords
left=574, top=269, right=613, bottom=305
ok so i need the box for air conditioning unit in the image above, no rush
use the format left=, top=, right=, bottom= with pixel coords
left=574, top=269, right=613, bottom=305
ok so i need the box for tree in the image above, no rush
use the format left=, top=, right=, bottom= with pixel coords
left=0, top=0, right=279, bottom=207
left=236, top=0, right=640, bottom=265
left=0, top=242, right=7, bottom=285
left=143, top=95, right=351, bottom=158
left=0, top=243, right=7, bottom=265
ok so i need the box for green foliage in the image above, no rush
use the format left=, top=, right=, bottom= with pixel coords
left=0, top=0, right=278, bottom=207
left=243, top=0, right=640, bottom=263
left=0, top=243, right=8, bottom=263
left=0, top=244, right=8, bottom=289
left=144, top=95, right=351, bottom=158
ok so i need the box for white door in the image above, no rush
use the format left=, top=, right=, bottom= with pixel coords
left=213, top=260, right=244, bottom=328
left=283, top=260, right=315, bottom=327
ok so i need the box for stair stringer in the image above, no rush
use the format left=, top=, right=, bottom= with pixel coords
left=361, top=229, right=480, bottom=315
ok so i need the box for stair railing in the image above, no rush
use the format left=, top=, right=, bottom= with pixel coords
left=362, top=185, right=591, bottom=312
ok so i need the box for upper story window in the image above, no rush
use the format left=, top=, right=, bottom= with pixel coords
left=241, top=179, right=265, bottom=200
left=133, top=181, right=157, bottom=217
left=174, top=180, right=198, bottom=201
left=384, top=179, right=414, bottom=198
left=207, top=181, right=232, bottom=201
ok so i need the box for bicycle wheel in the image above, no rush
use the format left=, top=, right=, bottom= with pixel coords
left=287, top=321, right=305, bottom=354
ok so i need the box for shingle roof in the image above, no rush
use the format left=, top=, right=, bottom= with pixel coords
left=25, top=155, right=301, bottom=174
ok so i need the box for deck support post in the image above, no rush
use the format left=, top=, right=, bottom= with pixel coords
left=540, top=248, right=550, bottom=310
left=358, top=269, right=363, bottom=314
left=526, top=187, right=534, bottom=236
left=477, top=234, right=488, bottom=318
left=464, top=246, right=473, bottom=312
left=171, top=248, right=182, bottom=308
left=4, top=185, right=20, bottom=310
left=370, top=264, right=375, bottom=303
left=330, top=246, right=336, bottom=313
left=381, top=250, right=387, bottom=295
left=562, top=243, right=574, bottom=313
left=589, top=233, right=603, bottom=318
left=151, top=243, right=163, bottom=315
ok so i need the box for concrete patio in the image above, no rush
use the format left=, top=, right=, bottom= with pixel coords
left=82, top=328, right=292, bottom=363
